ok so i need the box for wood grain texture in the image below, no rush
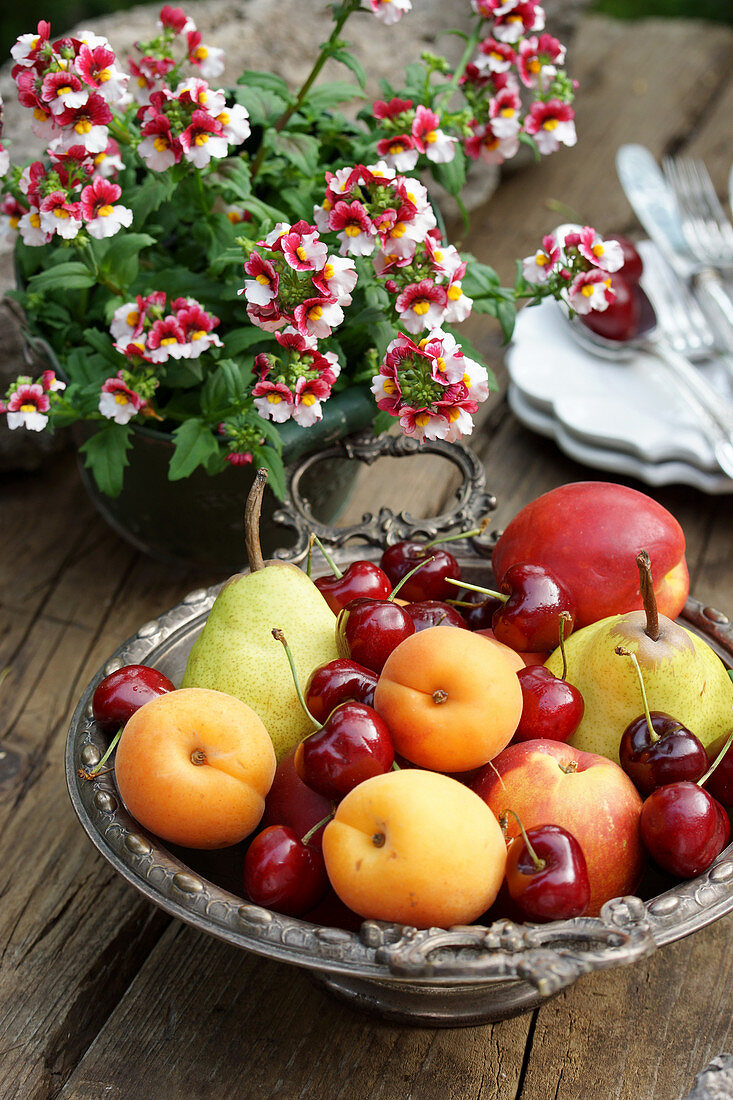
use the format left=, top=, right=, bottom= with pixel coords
left=0, top=13, right=732, bottom=1099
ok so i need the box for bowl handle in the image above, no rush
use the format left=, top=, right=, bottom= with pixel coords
left=361, top=897, right=656, bottom=997
left=272, top=431, right=497, bottom=561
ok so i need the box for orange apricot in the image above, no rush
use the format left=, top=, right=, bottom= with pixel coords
left=373, top=625, right=523, bottom=772
left=114, top=687, right=276, bottom=849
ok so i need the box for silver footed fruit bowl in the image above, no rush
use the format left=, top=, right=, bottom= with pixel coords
left=65, top=433, right=733, bottom=1028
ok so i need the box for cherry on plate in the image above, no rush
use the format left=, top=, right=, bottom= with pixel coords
left=92, top=664, right=175, bottom=732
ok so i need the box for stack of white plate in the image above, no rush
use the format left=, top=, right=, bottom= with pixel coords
left=505, top=266, right=733, bottom=494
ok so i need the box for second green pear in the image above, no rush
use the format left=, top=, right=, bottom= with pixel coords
left=545, top=609, right=733, bottom=763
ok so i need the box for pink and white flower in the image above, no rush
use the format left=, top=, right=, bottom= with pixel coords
left=41, top=71, right=89, bottom=116
left=18, top=210, right=52, bottom=246
left=475, top=38, right=516, bottom=75
left=138, top=114, right=182, bottom=170
left=395, top=280, right=447, bottom=333
left=489, top=87, right=522, bottom=138
left=158, top=5, right=197, bottom=35
left=312, top=255, right=358, bottom=306
left=175, top=302, right=223, bottom=356
left=79, top=176, right=133, bottom=238
left=214, top=102, right=250, bottom=144
left=146, top=316, right=189, bottom=361
left=524, top=98, right=576, bottom=154
left=568, top=269, right=615, bottom=314
left=279, top=223, right=328, bottom=272
left=39, top=192, right=82, bottom=239
left=293, top=296, right=344, bottom=341
left=52, top=94, right=112, bottom=153
left=369, top=0, right=412, bottom=25
left=411, top=106, right=456, bottom=164
left=5, top=383, right=50, bottom=431
left=328, top=200, right=377, bottom=257
left=186, top=31, right=225, bottom=79
left=75, top=44, right=129, bottom=104
left=376, top=134, right=419, bottom=172
left=522, top=233, right=561, bottom=283
left=98, top=373, right=146, bottom=423
left=464, top=119, right=519, bottom=163
left=11, top=22, right=51, bottom=68
left=179, top=110, right=228, bottom=167
left=242, top=252, right=279, bottom=306
left=493, top=2, right=545, bottom=43
left=518, top=33, right=565, bottom=90
left=573, top=226, right=624, bottom=273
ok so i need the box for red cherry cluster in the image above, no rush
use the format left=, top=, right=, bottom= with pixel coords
left=615, top=647, right=731, bottom=879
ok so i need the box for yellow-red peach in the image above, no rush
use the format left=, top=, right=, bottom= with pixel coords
left=322, top=769, right=507, bottom=928
left=115, top=687, right=276, bottom=849
left=374, top=625, right=523, bottom=772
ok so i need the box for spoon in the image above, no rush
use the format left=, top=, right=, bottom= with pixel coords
left=552, top=223, right=733, bottom=480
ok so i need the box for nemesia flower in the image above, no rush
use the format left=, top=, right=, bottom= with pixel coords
left=39, top=191, right=82, bottom=239
left=5, top=383, right=50, bottom=431
left=327, top=199, right=377, bottom=256
left=186, top=31, right=225, bottom=79
left=370, top=0, right=412, bottom=26
left=53, top=94, right=112, bottom=153
left=214, top=102, right=250, bottom=144
left=174, top=301, right=224, bottom=356
left=158, top=5, right=196, bottom=35
left=242, top=252, right=279, bottom=306
left=98, top=373, right=146, bottom=423
left=179, top=110, right=228, bottom=167
left=138, top=113, right=181, bottom=170
left=493, top=2, right=545, bottom=43
left=41, top=71, right=88, bottom=116
left=146, top=315, right=189, bottom=360
left=18, top=209, right=52, bottom=246
left=11, top=21, right=51, bottom=68
left=373, top=97, right=413, bottom=121
left=475, top=38, right=516, bottom=74
left=376, top=134, right=419, bottom=172
left=75, top=44, right=129, bottom=104
left=524, top=98, right=576, bottom=154
left=279, top=223, right=328, bottom=272
left=518, top=33, right=565, bottom=90
left=40, top=370, right=66, bottom=392
left=79, top=176, right=133, bottom=238
left=574, top=226, right=624, bottom=273
left=568, top=269, right=615, bottom=314
left=252, top=332, right=341, bottom=427
left=489, top=87, right=522, bottom=138
left=411, top=106, right=456, bottom=164
left=522, top=234, right=561, bottom=283
left=93, top=138, right=124, bottom=178
left=395, top=280, right=448, bottom=334
left=311, top=255, right=357, bottom=306
left=443, top=278, right=474, bottom=324
left=292, top=296, right=344, bottom=341
left=464, top=119, right=519, bottom=163
left=0, top=196, right=27, bottom=239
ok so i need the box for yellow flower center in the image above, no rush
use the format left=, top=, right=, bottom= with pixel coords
left=323, top=263, right=334, bottom=280
left=323, top=198, right=332, bottom=212
left=447, top=285, right=462, bottom=301
left=389, top=141, right=405, bottom=154
left=57, top=85, right=72, bottom=96
left=592, top=243, right=605, bottom=258
left=30, top=213, right=41, bottom=228
left=500, top=107, right=515, bottom=117
left=415, top=413, right=431, bottom=426
left=9, top=216, right=20, bottom=229
left=301, top=394, right=316, bottom=406
left=218, top=110, right=230, bottom=125
left=267, top=393, right=282, bottom=404
left=448, top=408, right=461, bottom=422
left=425, top=130, right=438, bottom=144
left=462, top=373, right=471, bottom=387
left=382, top=379, right=397, bottom=395
left=194, top=46, right=208, bottom=60
left=308, top=305, right=323, bottom=321
left=20, top=403, right=36, bottom=413
left=99, top=69, right=111, bottom=82
left=529, top=58, right=541, bottom=73
left=536, top=252, right=549, bottom=266
left=436, top=357, right=446, bottom=372
left=580, top=284, right=595, bottom=297
left=137, top=76, right=148, bottom=87
left=94, top=152, right=107, bottom=165
left=75, top=119, right=93, bottom=134
left=195, top=133, right=209, bottom=146
left=484, top=135, right=499, bottom=150
left=491, top=51, right=504, bottom=61
left=98, top=204, right=114, bottom=217
left=54, top=208, right=69, bottom=219
left=296, top=246, right=308, bottom=261
left=226, top=211, right=242, bottom=223
left=33, top=107, right=48, bottom=122
left=114, top=393, right=130, bottom=406
left=543, top=118, right=558, bottom=131
left=127, top=311, right=140, bottom=327
left=344, top=223, right=361, bottom=237
left=191, top=330, right=206, bottom=341
left=413, top=300, right=430, bottom=315
left=153, top=136, right=169, bottom=151
left=161, top=336, right=178, bottom=345
left=255, top=273, right=270, bottom=285
left=390, top=222, right=406, bottom=238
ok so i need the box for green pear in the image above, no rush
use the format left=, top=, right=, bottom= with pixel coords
left=182, top=469, right=337, bottom=760
left=545, top=551, right=733, bottom=764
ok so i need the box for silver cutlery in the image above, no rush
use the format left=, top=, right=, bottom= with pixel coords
left=662, top=155, right=733, bottom=267
left=616, top=145, right=733, bottom=349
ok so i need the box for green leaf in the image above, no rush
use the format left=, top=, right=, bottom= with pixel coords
left=126, top=174, right=177, bottom=225
left=218, top=159, right=252, bottom=203
left=28, top=262, right=95, bottom=294
left=169, top=419, right=220, bottom=480
left=372, top=410, right=395, bottom=436
left=235, top=86, right=288, bottom=127
left=78, top=423, right=132, bottom=497
left=462, top=260, right=501, bottom=297
left=82, top=328, right=124, bottom=368
left=430, top=149, right=467, bottom=199
left=330, top=48, right=366, bottom=88
left=270, top=131, right=321, bottom=176
left=496, top=300, right=517, bottom=343
left=304, top=82, right=363, bottom=113
left=236, top=70, right=292, bottom=99
left=161, top=359, right=205, bottom=388
left=223, top=327, right=268, bottom=357
left=99, top=232, right=156, bottom=285
left=253, top=443, right=286, bottom=501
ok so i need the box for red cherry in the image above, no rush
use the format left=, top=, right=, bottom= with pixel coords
left=405, top=600, right=467, bottom=632
left=619, top=712, right=708, bottom=796
left=581, top=273, right=641, bottom=343
left=605, top=234, right=644, bottom=285
left=703, top=733, right=733, bottom=807
left=314, top=560, right=392, bottom=616
left=492, top=563, right=576, bottom=652
left=380, top=539, right=461, bottom=602
left=505, top=823, right=591, bottom=922
left=305, top=659, right=378, bottom=724
left=459, top=590, right=503, bottom=631
left=261, top=748, right=332, bottom=850
left=639, top=781, right=729, bottom=878
left=336, top=596, right=415, bottom=673
left=514, top=666, right=584, bottom=743
left=294, top=701, right=394, bottom=800
left=92, top=664, right=175, bottom=732
left=243, top=825, right=328, bottom=916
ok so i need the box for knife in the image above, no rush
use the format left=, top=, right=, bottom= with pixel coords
left=616, top=144, right=733, bottom=350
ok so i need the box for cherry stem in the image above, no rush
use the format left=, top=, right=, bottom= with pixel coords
left=423, top=520, right=488, bottom=550
left=615, top=645, right=658, bottom=742
left=558, top=612, right=571, bottom=681
left=445, top=598, right=484, bottom=609
left=506, top=809, right=546, bottom=872
left=445, top=577, right=508, bottom=602
left=301, top=812, right=333, bottom=847
left=637, top=550, right=659, bottom=642
left=272, top=629, right=319, bottom=729
left=85, top=727, right=122, bottom=778
left=311, top=534, right=343, bottom=580
left=306, top=534, right=315, bottom=579
left=389, top=556, right=436, bottom=601
left=245, top=468, right=268, bottom=573
left=697, top=725, right=733, bottom=787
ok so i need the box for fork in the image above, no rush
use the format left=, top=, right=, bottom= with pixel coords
left=661, top=155, right=733, bottom=341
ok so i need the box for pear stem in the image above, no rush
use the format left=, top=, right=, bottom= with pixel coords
left=637, top=550, right=659, bottom=642
left=697, top=726, right=733, bottom=788
left=558, top=611, right=571, bottom=681
left=445, top=577, right=508, bottom=602
left=245, top=468, right=268, bottom=573
left=272, top=629, right=319, bottom=729
left=301, top=812, right=333, bottom=846
left=615, top=645, right=658, bottom=742
left=389, top=556, right=436, bottom=600
left=312, top=534, right=343, bottom=580
left=506, top=809, right=546, bottom=872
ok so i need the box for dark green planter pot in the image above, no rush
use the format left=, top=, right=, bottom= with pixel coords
left=76, top=388, right=376, bottom=572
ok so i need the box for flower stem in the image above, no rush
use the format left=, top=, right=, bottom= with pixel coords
left=435, top=19, right=484, bottom=109
left=249, top=0, right=362, bottom=183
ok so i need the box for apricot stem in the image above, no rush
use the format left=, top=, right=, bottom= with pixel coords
left=445, top=577, right=508, bottom=603
left=637, top=550, right=659, bottom=642
left=245, top=468, right=268, bottom=573
left=312, top=534, right=343, bottom=580
left=698, top=725, right=733, bottom=788
left=432, top=689, right=449, bottom=704
left=272, top=629, right=319, bottom=729
left=191, top=749, right=207, bottom=766
left=506, top=809, right=546, bottom=872
left=372, top=832, right=386, bottom=847
left=615, top=645, right=657, bottom=742
left=389, top=556, right=436, bottom=600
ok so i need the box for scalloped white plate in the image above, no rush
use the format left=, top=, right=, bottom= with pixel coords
left=508, top=384, right=733, bottom=494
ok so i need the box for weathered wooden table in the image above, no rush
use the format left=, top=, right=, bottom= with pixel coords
left=1, top=13, right=732, bottom=1100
